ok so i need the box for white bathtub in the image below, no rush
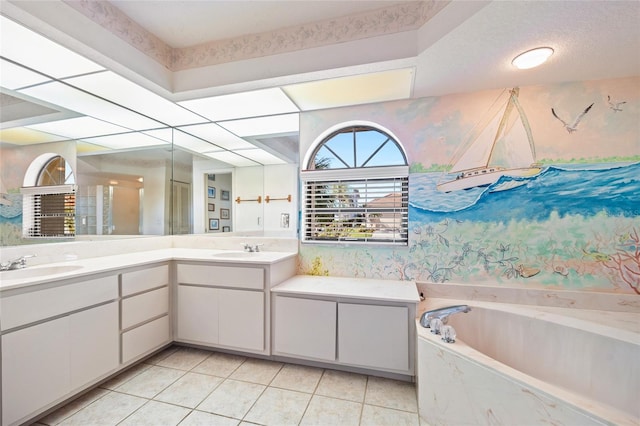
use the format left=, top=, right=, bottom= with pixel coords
left=417, top=299, right=640, bottom=425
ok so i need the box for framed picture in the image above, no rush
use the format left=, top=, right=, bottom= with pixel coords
left=221, top=190, right=230, bottom=201
left=208, top=218, right=219, bottom=230
left=207, top=173, right=215, bottom=181
left=208, top=203, right=215, bottom=212
left=222, top=226, right=230, bottom=232
left=220, top=208, right=230, bottom=219
left=207, top=186, right=216, bottom=198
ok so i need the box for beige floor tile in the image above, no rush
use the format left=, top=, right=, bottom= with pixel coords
left=197, top=379, right=265, bottom=419
left=155, top=346, right=211, bottom=371
left=244, top=387, right=311, bottom=426
left=99, top=363, right=152, bottom=390
left=57, top=392, right=146, bottom=425
left=143, top=346, right=179, bottom=365
left=315, top=369, right=367, bottom=402
left=154, top=372, right=223, bottom=408
left=365, top=376, right=417, bottom=412
left=116, top=365, right=186, bottom=399
left=181, top=410, right=240, bottom=426
left=39, top=387, right=110, bottom=425
left=360, top=404, right=420, bottom=426
left=119, top=400, right=190, bottom=426
left=300, top=394, right=362, bottom=426
left=229, top=358, right=283, bottom=385
left=192, top=352, right=246, bottom=378
left=270, top=364, right=324, bottom=394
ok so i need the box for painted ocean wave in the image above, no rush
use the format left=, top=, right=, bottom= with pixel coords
left=409, top=162, right=640, bottom=222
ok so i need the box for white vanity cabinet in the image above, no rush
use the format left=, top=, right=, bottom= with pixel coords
left=120, top=263, right=171, bottom=363
left=272, top=276, right=419, bottom=377
left=1, top=274, right=119, bottom=426
left=175, top=258, right=296, bottom=355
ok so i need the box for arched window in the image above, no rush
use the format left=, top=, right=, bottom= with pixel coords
left=302, top=125, right=408, bottom=244
left=22, top=155, right=76, bottom=238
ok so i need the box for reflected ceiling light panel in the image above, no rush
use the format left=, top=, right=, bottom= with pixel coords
left=82, top=132, right=169, bottom=150
left=235, top=149, right=286, bottom=165
left=142, top=127, right=173, bottom=143
left=203, top=151, right=260, bottom=167
left=178, top=87, right=299, bottom=121
left=218, top=113, right=299, bottom=137
left=173, top=129, right=221, bottom=153
left=0, top=59, right=51, bottom=90
left=76, top=141, right=112, bottom=154
left=0, top=127, right=66, bottom=145
left=66, top=71, right=206, bottom=126
left=0, top=16, right=104, bottom=78
left=27, top=116, right=129, bottom=139
left=283, top=68, right=414, bottom=111
left=176, top=123, right=255, bottom=150
left=512, top=47, right=554, bottom=69
left=19, top=81, right=163, bottom=130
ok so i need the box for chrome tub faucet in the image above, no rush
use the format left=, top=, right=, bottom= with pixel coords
left=0, top=254, right=36, bottom=271
left=420, top=304, right=471, bottom=328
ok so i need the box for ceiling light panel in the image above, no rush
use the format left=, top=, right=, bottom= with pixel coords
left=283, top=68, right=414, bottom=111
left=19, top=81, right=164, bottom=131
left=235, top=149, right=287, bottom=165
left=0, top=59, right=51, bottom=90
left=177, top=123, right=255, bottom=150
left=203, top=151, right=260, bottom=167
left=66, top=71, right=206, bottom=126
left=178, top=87, right=299, bottom=121
left=0, top=16, right=104, bottom=79
left=82, top=132, right=169, bottom=150
left=27, top=117, right=129, bottom=139
left=142, top=127, right=173, bottom=143
left=218, top=113, right=299, bottom=137
left=0, top=127, right=66, bottom=145
left=173, top=129, right=221, bottom=153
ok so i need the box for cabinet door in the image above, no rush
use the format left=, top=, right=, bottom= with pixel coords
left=338, top=303, right=409, bottom=372
left=177, top=285, right=219, bottom=344
left=70, top=302, right=120, bottom=389
left=219, top=289, right=264, bottom=351
left=274, top=296, right=336, bottom=361
left=2, top=317, right=70, bottom=426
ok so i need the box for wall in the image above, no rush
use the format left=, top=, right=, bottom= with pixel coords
left=298, top=76, right=640, bottom=295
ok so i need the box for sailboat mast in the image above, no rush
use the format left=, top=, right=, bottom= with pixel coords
left=510, top=88, right=537, bottom=161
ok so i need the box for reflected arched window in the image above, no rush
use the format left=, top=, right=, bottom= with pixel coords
left=22, top=155, right=76, bottom=238
left=302, top=125, right=409, bottom=244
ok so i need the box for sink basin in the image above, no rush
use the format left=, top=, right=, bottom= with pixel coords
left=0, top=264, right=84, bottom=279
left=212, top=251, right=259, bottom=259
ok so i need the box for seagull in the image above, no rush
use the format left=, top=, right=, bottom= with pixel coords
left=551, top=103, right=594, bottom=133
left=607, top=95, right=626, bottom=112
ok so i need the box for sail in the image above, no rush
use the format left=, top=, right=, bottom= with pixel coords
left=450, top=102, right=507, bottom=173
left=490, top=97, right=536, bottom=168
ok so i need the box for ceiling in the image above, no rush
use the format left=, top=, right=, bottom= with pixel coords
left=1, top=0, right=639, bottom=167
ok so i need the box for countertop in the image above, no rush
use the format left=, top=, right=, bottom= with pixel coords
left=272, top=275, right=420, bottom=303
left=0, top=249, right=297, bottom=291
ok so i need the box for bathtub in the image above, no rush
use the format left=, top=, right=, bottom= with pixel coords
left=417, top=299, right=640, bottom=425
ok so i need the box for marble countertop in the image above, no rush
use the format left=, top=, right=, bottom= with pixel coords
left=0, top=249, right=297, bottom=291
left=272, top=275, right=420, bottom=303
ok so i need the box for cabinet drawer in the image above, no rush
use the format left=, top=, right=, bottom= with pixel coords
left=121, top=264, right=169, bottom=296
left=177, top=264, right=263, bottom=289
left=122, top=315, right=170, bottom=364
left=121, top=287, right=169, bottom=330
left=1, top=275, right=118, bottom=331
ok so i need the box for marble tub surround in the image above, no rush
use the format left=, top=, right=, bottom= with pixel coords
left=417, top=298, right=640, bottom=426
left=417, top=281, right=640, bottom=312
left=33, top=345, right=424, bottom=426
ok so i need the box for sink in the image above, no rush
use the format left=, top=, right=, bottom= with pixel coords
left=212, top=251, right=259, bottom=259
left=0, top=265, right=84, bottom=279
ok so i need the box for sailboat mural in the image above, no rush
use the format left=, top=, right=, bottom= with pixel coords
left=437, top=88, right=542, bottom=192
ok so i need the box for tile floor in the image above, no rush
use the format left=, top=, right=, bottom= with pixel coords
left=32, top=345, right=427, bottom=426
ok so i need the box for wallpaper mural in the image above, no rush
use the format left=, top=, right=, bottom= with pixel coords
left=298, top=76, right=640, bottom=294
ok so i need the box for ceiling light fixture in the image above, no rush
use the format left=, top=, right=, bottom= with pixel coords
left=512, top=47, right=554, bottom=70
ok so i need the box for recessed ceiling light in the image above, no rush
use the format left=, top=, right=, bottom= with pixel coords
left=512, top=47, right=554, bottom=70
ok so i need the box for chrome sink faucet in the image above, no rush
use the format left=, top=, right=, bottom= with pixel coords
left=0, top=254, right=36, bottom=271
left=242, top=243, right=264, bottom=252
left=420, top=304, right=471, bottom=328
